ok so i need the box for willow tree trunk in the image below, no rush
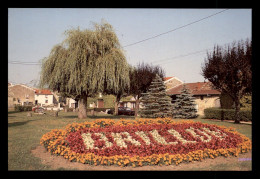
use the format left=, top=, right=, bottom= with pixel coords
left=114, top=101, right=119, bottom=115
left=114, top=95, right=120, bottom=115
left=78, top=96, right=87, bottom=119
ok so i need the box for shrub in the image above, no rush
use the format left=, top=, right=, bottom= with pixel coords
left=204, top=107, right=251, bottom=122
left=14, top=104, right=22, bottom=112
left=14, top=104, right=32, bottom=112
left=94, top=108, right=114, bottom=112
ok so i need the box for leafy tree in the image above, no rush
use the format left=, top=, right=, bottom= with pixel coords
left=40, top=21, right=130, bottom=119
left=172, top=84, right=198, bottom=119
left=129, top=62, right=165, bottom=116
left=201, top=39, right=252, bottom=123
left=140, top=74, right=172, bottom=118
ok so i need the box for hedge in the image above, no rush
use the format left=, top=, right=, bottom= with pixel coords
left=14, top=104, right=33, bottom=112
left=86, top=108, right=114, bottom=112
left=204, top=107, right=251, bottom=122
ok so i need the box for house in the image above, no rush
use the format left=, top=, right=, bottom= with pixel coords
left=119, top=97, right=136, bottom=110
left=34, top=89, right=54, bottom=106
left=8, top=84, right=36, bottom=108
left=66, top=98, right=78, bottom=108
left=117, top=77, right=183, bottom=111
left=163, top=76, right=183, bottom=90
left=166, top=82, right=221, bottom=115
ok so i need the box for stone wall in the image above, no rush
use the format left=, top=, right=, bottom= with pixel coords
left=194, top=95, right=220, bottom=115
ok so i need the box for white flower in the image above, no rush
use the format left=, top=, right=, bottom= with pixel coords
left=185, top=127, right=211, bottom=143
left=81, top=133, right=97, bottom=150
left=111, top=132, right=141, bottom=148
left=202, top=127, right=227, bottom=140
left=167, top=129, right=197, bottom=144
left=150, top=129, right=178, bottom=145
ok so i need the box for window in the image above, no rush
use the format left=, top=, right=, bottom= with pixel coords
left=45, top=100, right=48, bottom=103
left=200, top=96, right=204, bottom=100
left=45, top=95, right=48, bottom=98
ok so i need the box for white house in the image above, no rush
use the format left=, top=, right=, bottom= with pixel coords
left=34, top=89, right=54, bottom=106
left=66, top=98, right=78, bottom=108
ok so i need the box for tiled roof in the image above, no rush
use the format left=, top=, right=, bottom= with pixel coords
left=166, top=82, right=221, bottom=95
left=35, top=89, right=53, bottom=95
left=163, top=77, right=174, bottom=81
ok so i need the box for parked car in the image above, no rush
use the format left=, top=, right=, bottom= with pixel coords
left=32, top=106, right=45, bottom=113
left=107, top=107, right=135, bottom=116
left=107, top=109, right=114, bottom=114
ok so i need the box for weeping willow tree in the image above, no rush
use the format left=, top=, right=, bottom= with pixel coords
left=40, top=21, right=130, bottom=119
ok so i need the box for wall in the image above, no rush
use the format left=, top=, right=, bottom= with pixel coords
left=194, top=95, right=220, bottom=115
left=164, top=78, right=183, bottom=90
left=8, top=85, right=35, bottom=107
left=35, top=94, right=54, bottom=106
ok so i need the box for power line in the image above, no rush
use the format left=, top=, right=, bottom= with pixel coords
left=8, top=61, right=41, bottom=65
left=151, top=49, right=211, bottom=64
left=122, top=9, right=229, bottom=48
left=150, top=40, right=237, bottom=66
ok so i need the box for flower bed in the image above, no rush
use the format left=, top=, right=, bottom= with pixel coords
left=40, top=118, right=251, bottom=167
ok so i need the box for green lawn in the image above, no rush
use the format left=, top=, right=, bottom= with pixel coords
left=8, top=110, right=252, bottom=170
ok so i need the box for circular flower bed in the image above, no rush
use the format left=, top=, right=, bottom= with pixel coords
left=40, top=118, right=251, bottom=167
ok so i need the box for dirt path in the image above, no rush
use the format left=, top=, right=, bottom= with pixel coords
left=31, top=145, right=252, bottom=171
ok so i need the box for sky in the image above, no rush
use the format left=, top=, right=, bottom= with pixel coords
left=8, top=8, right=252, bottom=87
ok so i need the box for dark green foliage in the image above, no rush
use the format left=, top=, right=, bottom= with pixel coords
left=201, top=39, right=252, bottom=123
left=240, top=95, right=252, bottom=110
left=140, top=74, right=172, bottom=118
left=220, top=93, right=234, bottom=109
left=129, top=62, right=165, bottom=116
left=14, top=104, right=32, bottom=112
left=204, top=107, right=251, bottom=122
left=172, top=84, right=198, bottom=119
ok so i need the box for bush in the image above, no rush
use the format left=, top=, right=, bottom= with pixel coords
left=94, top=108, right=114, bottom=112
left=14, top=104, right=33, bottom=112
left=204, top=107, right=251, bottom=122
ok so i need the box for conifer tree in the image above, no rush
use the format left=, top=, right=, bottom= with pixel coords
left=140, top=74, right=172, bottom=118
left=172, top=84, right=198, bottom=119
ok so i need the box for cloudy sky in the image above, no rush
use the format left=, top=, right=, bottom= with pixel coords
left=8, top=8, right=251, bottom=86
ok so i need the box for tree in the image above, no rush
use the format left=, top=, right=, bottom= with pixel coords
left=140, top=74, right=172, bottom=118
left=172, top=84, right=198, bottom=119
left=40, top=21, right=130, bottom=119
left=129, top=62, right=165, bottom=116
left=201, top=39, right=252, bottom=123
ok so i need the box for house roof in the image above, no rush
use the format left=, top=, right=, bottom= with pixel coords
left=163, top=77, right=174, bottom=81
left=35, top=89, right=53, bottom=95
left=166, top=82, right=221, bottom=96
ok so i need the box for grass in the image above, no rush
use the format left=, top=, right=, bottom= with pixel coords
left=8, top=110, right=252, bottom=170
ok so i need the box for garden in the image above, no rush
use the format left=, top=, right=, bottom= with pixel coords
left=8, top=110, right=252, bottom=170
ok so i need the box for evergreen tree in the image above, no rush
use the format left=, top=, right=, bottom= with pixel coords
left=172, top=84, right=198, bottom=119
left=140, top=74, right=172, bottom=118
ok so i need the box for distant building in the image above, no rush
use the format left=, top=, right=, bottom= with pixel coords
left=34, top=89, right=54, bottom=106
left=66, top=98, right=78, bottom=108
left=163, top=76, right=183, bottom=90
left=8, top=84, right=35, bottom=108
left=119, top=97, right=136, bottom=110
left=166, top=82, right=221, bottom=115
